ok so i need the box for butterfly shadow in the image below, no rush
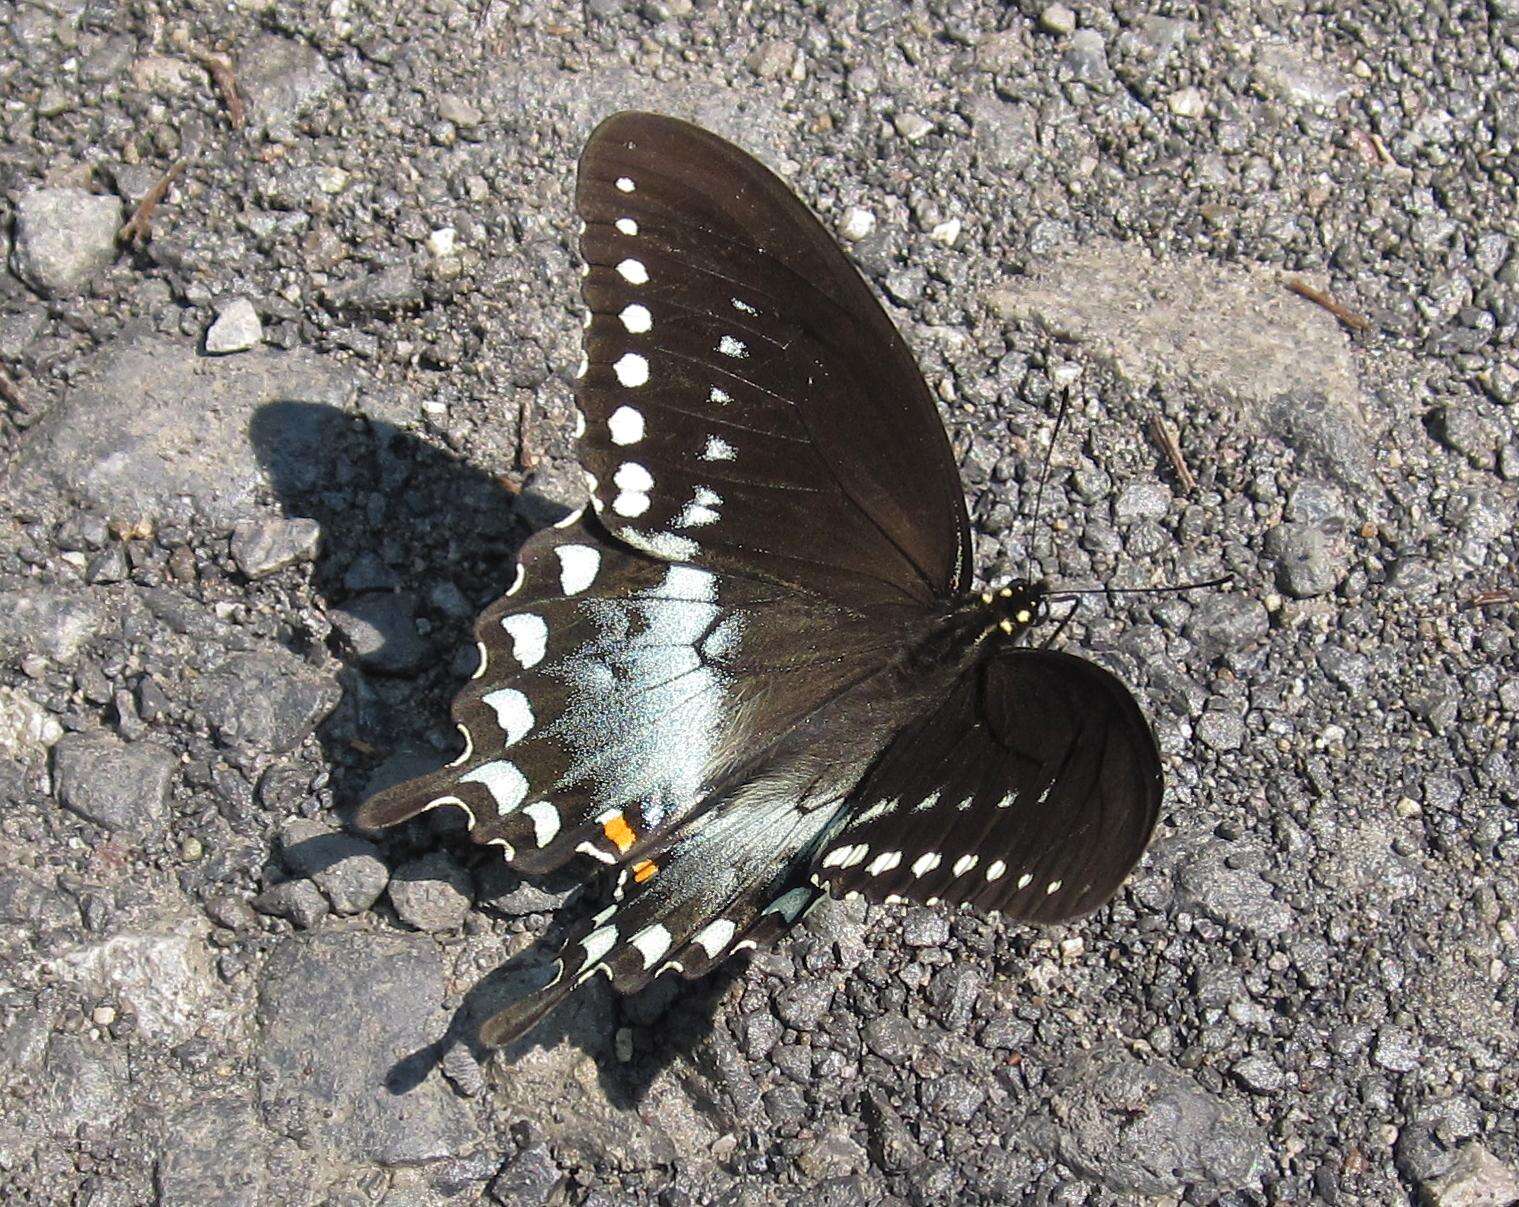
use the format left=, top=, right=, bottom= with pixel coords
left=248, top=399, right=750, bottom=1111
left=413, top=916, right=753, bottom=1112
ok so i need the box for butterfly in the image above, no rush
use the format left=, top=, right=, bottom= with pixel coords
left=358, top=112, right=1162, bottom=1046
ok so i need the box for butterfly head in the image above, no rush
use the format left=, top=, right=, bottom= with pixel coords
left=979, top=581, right=1051, bottom=642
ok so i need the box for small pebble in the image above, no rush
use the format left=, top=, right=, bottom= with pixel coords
left=930, top=218, right=962, bottom=246
left=205, top=299, right=263, bottom=354
left=1168, top=87, right=1207, bottom=117
left=893, top=112, right=933, bottom=142
left=1039, top=3, right=1077, bottom=35
left=839, top=207, right=876, bottom=241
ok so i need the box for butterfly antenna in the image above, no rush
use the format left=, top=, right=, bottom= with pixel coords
left=1044, top=573, right=1233, bottom=601
left=1025, top=386, right=1074, bottom=583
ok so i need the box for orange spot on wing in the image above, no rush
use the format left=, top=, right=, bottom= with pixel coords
left=602, top=813, right=636, bottom=853
left=632, top=859, right=658, bottom=883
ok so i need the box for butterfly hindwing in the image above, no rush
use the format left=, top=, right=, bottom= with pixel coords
left=813, top=649, right=1163, bottom=924
left=479, top=776, right=831, bottom=1046
left=574, top=111, right=972, bottom=610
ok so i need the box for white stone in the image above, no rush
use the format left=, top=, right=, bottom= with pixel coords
left=205, top=299, right=263, bottom=355
left=839, top=207, right=876, bottom=241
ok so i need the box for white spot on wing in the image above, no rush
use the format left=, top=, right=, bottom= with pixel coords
left=577, top=841, right=617, bottom=865
left=709, top=386, right=731, bottom=404
left=663, top=564, right=716, bottom=599
left=619, top=304, right=652, bottom=334
left=615, top=176, right=635, bottom=193
left=613, top=491, right=650, bottom=517
left=580, top=924, right=618, bottom=969
left=616, top=259, right=648, bottom=285
left=613, top=461, right=653, bottom=518
left=481, top=687, right=534, bottom=745
left=821, top=847, right=852, bottom=869
left=867, top=850, right=902, bottom=876
left=470, top=641, right=488, bottom=681
left=501, top=614, right=547, bottom=668
left=842, top=843, right=870, bottom=869
left=523, top=800, right=560, bottom=846
left=675, top=486, right=721, bottom=529
left=608, top=405, right=645, bottom=445
left=1046, top=879, right=1063, bottom=895
left=460, top=760, right=528, bottom=815
left=718, top=335, right=747, bottom=358
left=448, top=723, right=474, bottom=766
left=1017, top=873, right=1033, bottom=890
left=555, top=544, right=600, bottom=595
left=614, top=352, right=649, bottom=387
left=614, top=463, right=653, bottom=492
left=693, top=917, right=736, bottom=958
left=701, top=435, right=736, bottom=462
left=505, top=564, right=525, bottom=595
left=630, top=924, right=671, bottom=967
left=621, top=529, right=697, bottom=560
left=952, top=854, right=979, bottom=877
left=911, top=852, right=941, bottom=878
left=575, top=352, right=588, bottom=378
left=985, top=859, right=1007, bottom=881
left=731, top=297, right=758, bottom=315
left=615, top=217, right=638, bottom=235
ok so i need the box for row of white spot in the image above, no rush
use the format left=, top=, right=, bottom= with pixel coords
left=819, top=840, right=1061, bottom=896
left=440, top=541, right=612, bottom=850
left=570, top=882, right=813, bottom=984
left=598, top=196, right=653, bottom=516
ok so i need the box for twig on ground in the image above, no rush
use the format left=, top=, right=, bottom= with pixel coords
left=118, top=158, right=188, bottom=246
left=192, top=49, right=246, bottom=130
left=1148, top=414, right=1196, bottom=494
left=1286, top=276, right=1371, bottom=334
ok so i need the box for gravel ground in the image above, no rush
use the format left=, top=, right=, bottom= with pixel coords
left=2, top=1, right=1517, bottom=1203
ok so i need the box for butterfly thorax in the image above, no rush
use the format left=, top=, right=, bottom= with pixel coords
left=909, top=580, right=1052, bottom=670
left=980, top=581, right=1052, bottom=641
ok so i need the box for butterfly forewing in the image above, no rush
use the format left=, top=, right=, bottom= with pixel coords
left=357, top=514, right=918, bottom=877
left=358, top=520, right=735, bottom=871
left=574, top=111, right=972, bottom=609
left=814, top=650, right=1163, bottom=924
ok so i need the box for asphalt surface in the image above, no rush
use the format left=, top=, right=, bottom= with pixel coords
left=1, top=1, right=1517, bottom=1203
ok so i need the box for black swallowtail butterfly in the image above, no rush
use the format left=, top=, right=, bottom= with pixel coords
left=359, top=112, right=1162, bottom=1046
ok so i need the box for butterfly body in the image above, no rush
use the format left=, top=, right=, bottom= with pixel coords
left=358, top=114, right=1163, bottom=1046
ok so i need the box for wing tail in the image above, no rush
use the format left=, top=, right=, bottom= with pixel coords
left=479, top=777, right=840, bottom=1046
